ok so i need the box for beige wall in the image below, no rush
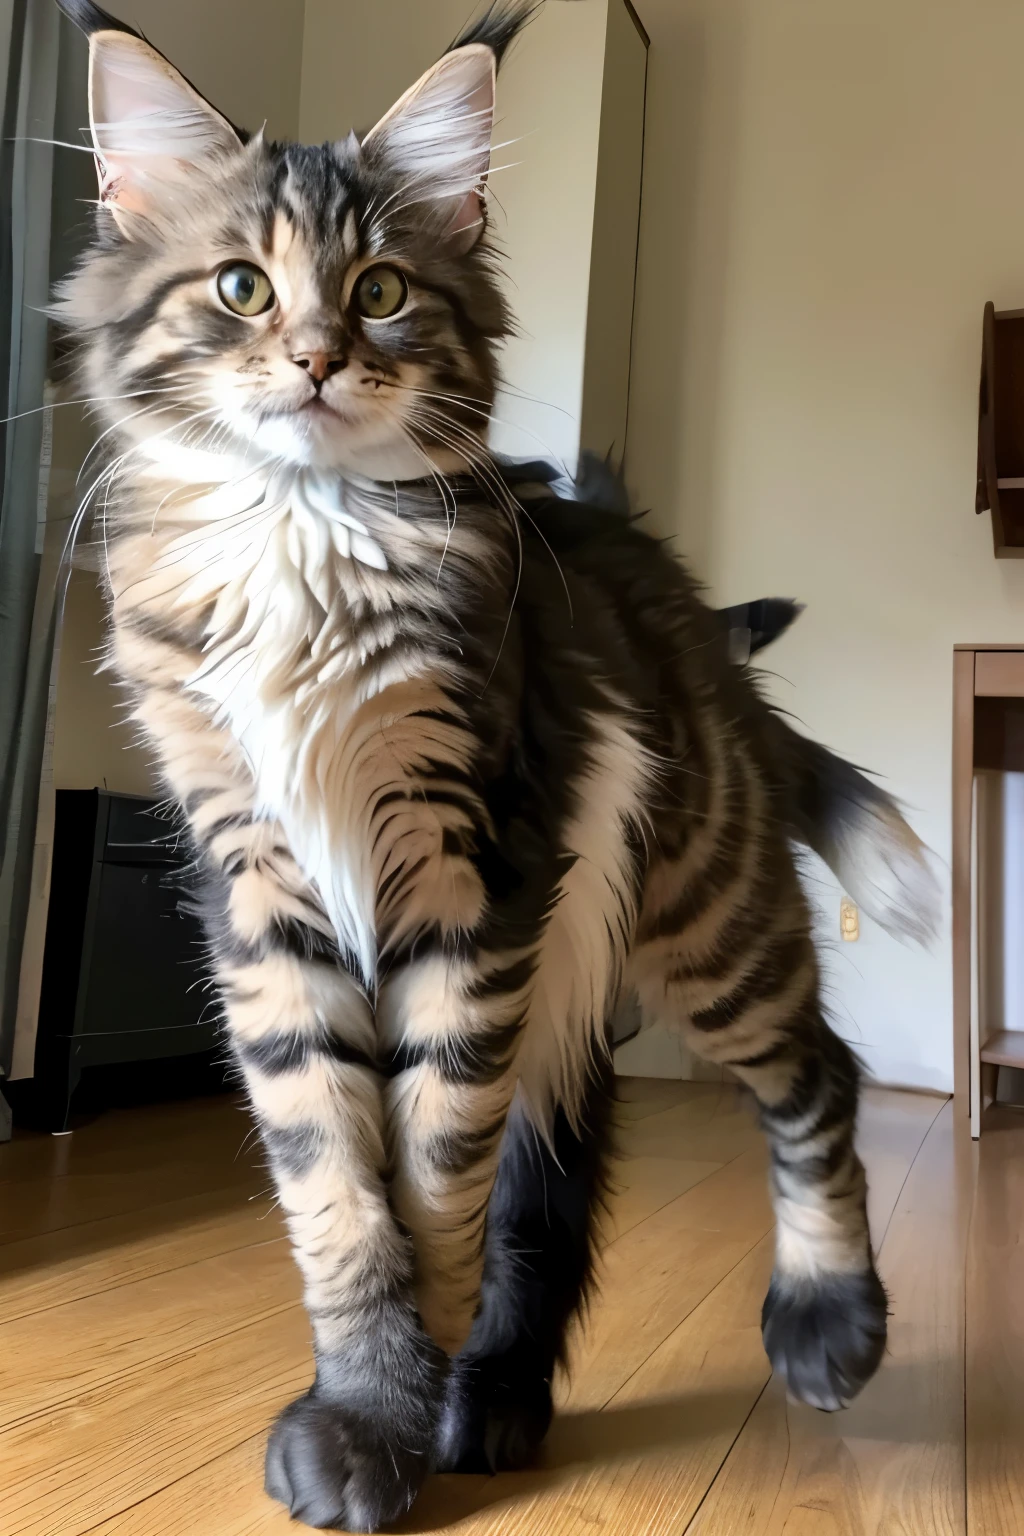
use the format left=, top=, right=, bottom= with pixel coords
left=625, top=0, right=1024, bottom=1091
left=299, top=0, right=469, bottom=135
left=105, top=0, right=304, bottom=141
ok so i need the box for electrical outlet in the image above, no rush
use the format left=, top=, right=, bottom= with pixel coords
left=840, top=896, right=859, bottom=942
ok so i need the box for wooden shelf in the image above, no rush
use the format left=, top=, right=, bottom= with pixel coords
left=980, top=1031, right=1024, bottom=1069
left=976, top=303, right=1024, bottom=556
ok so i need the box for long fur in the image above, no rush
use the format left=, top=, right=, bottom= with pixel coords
left=52, top=3, right=938, bottom=1529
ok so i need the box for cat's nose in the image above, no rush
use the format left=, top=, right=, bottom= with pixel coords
left=292, top=351, right=347, bottom=387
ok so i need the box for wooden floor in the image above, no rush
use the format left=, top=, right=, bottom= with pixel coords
left=1, top=1077, right=1021, bottom=1535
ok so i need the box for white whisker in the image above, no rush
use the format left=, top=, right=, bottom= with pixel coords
left=1, top=383, right=187, bottom=427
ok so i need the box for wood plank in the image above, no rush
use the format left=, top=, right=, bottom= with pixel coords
left=560, top=1144, right=772, bottom=1412
left=1, top=1307, right=312, bottom=1536
left=395, top=1237, right=777, bottom=1536
left=610, top=1087, right=936, bottom=1254
left=76, top=1088, right=937, bottom=1536
left=0, top=1158, right=267, bottom=1247
left=606, top=1155, right=724, bottom=1241
left=0, top=1238, right=300, bottom=1431
left=685, top=1099, right=973, bottom=1536
left=967, top=1107, right=1024, bottom=1535
left=0, top=1095, right=256, bottom=1186
left=0, top=1106, right=256, bottom=1198
left=614, top=1076, right=699, bottom=1121
left=86, top=1435, right=289, bottom=1536
left=0, top=1097, right=266, bottom=1248
left=617, top=1079, right=746, bottom=1132
left=0, top=1189, right=283, bottom=1323
left=576, top=1087, right=935, bottom=1417
left=4, top=1120, right=765, bottom=1536
left=84, top=1241, right=778, bottom=1536
left=5, top=1082, right=982, bottom=1536
left=857, top=1088, right=948, bottom=1244
left=620, top=1093, right=762, bottom=1164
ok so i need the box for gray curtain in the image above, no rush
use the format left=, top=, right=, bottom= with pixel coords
left=0, top=0, right=59, bottom=1119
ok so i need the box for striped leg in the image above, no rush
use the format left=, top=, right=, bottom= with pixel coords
left=632, top=847, right=887, bottom=1411
left=218, top=927, right=443, bottom=1532
left=437, top=1067, right=615, bottom=1473
left=132, top=687, right=444, bottom=1532
left=378, top=950, right=529, bottom=1358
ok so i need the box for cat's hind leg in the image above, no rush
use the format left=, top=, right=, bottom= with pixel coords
left=631, top=846, right=888, bottom=1412
left=436, top=1063, right=615, bottom=1472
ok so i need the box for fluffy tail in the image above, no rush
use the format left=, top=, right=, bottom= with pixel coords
left=769, top=717, right=941, bottom=946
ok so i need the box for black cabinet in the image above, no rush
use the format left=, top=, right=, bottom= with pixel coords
left=34, top=791, right=216, bottom=1128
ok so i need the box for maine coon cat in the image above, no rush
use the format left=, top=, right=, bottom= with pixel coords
left=54, top=2, right=939, bottom=1529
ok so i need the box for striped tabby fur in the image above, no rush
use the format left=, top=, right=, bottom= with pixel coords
left=54, top=2, right=939, bottom=1529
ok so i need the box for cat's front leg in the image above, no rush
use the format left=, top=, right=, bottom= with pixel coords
left=207, top=840, right=446, bottom=1533
left=227, top=933, right=444, bottom=1533
left=379, top=948, right=528, bottom=1356
left=132, top=685, right=444, bottom=1531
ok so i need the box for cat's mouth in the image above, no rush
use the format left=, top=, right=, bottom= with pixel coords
left=240, top=387, right=414, bottom=473
left=305, top=398, right=343, bottom=419
left=275, top=395, right=365, bottom=427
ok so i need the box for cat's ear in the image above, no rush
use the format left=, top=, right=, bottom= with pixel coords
left=87, top=31, right=240, bottom=234
left=362, top=44, right=496, bottom=254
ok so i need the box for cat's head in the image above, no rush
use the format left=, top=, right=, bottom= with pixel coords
left=56, top=1, right=533, bottom=481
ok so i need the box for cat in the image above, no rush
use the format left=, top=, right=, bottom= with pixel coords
left=53, top=3, right=939, bottom=1530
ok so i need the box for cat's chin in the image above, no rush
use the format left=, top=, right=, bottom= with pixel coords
left=246, top=413, right=466, bottom=484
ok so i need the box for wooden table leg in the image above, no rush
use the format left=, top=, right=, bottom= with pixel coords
left=952, top=650, right=976, bottom=1115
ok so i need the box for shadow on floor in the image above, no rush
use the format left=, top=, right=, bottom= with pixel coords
left=395, top=1387, right=763, bottom=1532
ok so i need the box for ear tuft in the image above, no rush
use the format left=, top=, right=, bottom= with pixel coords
left=362, top=44, right=496, bottom=254
left=55, top=0, right=136, bottom=38
left=447, top=0, right=539, bottom=66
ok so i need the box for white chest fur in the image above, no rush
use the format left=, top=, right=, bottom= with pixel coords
left=158, top=466, right=436, bottom=982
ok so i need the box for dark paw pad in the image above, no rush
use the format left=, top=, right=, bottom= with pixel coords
left=265, top=1392, right=429, bottom=1532
left=436, top=1356, right=553, bottom=1473
left=761, top=1266, right=889, bottom=1411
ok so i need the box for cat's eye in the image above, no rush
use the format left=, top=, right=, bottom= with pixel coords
left=216, top=262, right=275, bottom=317
left=354, top=265, right=408, bottom=320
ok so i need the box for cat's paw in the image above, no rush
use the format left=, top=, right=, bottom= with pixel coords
left=761, top=1266, right=889, bottom=1411
left=435, top=1354, right=553, bottom=1473
left=265, top=1391, right=431, bottom=1532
